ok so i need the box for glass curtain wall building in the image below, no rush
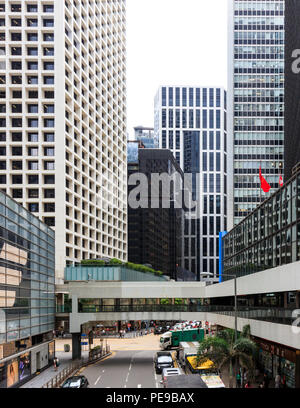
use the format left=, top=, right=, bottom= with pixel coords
left=155, top=86, right=227, bottom=281
left=228, top=0, right=285, bottom=228
left=284, top=0, right=300, bottom=181
left=133, top=126, right=158, bottom=148
left=0, top=190, right=55, bottom=388
left=223, top=168, right=300, bottom=279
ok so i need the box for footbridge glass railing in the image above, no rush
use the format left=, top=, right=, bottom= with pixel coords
left=75, top=303, right=296, bottom=326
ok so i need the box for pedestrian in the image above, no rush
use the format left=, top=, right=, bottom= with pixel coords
left=275, top=372, right=281, bottom=389
left=53, top=357, right=57, bottom=371
left=255, top=367, right=260, bottom=381
left=263, top=373, right=270, bottom=389
left=281, top=375, right=287, bottom=388
left=119, top=330, right=122, bottom=339
left=243, top=370, right=248, bottom=387
left=236, top=371, right=241, bottom=388
left=140, top=330, right=143, bottom=336
left=245, top=381, right=252, bottom=388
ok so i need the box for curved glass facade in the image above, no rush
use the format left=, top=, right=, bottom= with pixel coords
left=0, top=190, right=55, bottom=345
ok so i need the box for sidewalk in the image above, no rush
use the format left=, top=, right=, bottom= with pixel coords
left=20, top=351, right=74, bottom=388
left=20, top=334, right=158, bottom=388
left=20, top=348, right=90, bottom=388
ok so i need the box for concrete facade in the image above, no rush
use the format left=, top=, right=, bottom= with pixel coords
left=57, top=261, right=300, bottom=352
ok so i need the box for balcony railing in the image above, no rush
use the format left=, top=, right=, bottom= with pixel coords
left=56, top=305, right=72, bottom=313
left=76, top=304, right=296, bottom=325
left=56, top=303, right=297, bottom=327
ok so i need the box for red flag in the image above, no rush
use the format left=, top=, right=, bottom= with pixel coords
left=259, top=166, right=271, bottom=193
left=279, top=175, right=284, bottom=187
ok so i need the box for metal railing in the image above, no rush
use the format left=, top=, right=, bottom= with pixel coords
left=41, top=344, right=111, bottom=388
left=76, top=304, right=296, bottom=326
left=56, top=305, right=72, bottom=313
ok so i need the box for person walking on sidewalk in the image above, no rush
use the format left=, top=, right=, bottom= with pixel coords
left=275, top=372, right=281, bottom=389
left=53, top=357, right=58, bottom=372
left=236, top=372, right=241, bottom=388
left=263, top=373, right=270, bottom=389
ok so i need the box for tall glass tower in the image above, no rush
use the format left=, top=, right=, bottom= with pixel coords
left=228, top=0, right=285, bottom=228
left=155, top=86, right=227, bottom=282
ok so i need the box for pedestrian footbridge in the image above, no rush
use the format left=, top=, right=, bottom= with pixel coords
left=56, top=265, right=300, bottom=361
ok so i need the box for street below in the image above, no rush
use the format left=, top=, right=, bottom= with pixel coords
left=82, top=350, right=160, bottom=389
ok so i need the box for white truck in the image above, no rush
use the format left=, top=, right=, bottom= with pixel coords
left=178, top=341, right=201, bottom=366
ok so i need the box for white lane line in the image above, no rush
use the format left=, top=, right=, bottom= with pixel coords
left=94, top=375, right=101, bottom=386
left=129, top=364, right=132, bottom=371
left=126, top=373, right=129, bottom=383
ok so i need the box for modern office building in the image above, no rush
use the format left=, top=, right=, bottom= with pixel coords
left=133, top=126, right=158, bottom=149
left=127, top=145, right=184, bottom=279
left=284, top=0, right=300, bottom=181
left=154, top=86, right=227, bottom=281
left=0, top=0, right=128, bottom=283
left=219, top=165, right=300, bottom=387
left=228, top=0, right=285, bottom=228
left=0, top=190, right=55, bottom=388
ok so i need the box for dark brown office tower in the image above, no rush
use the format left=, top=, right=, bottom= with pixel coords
left=285, top=0, right=300, bottom=180
left=127, top=146, right=186, bottom=280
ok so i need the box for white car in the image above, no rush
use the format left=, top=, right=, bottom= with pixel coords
left=161, top=368, right=183, bottom=388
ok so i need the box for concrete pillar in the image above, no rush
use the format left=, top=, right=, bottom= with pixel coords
left=284, top=293, right=288, bottom=309
left=72, top=333, right=81, bottom=360
left=296, top=292, right=300, bottom=309
left=72, top=295, right=78, bottom=313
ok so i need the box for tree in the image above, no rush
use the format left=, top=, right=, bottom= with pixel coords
left=196, top=326, right=257, bottom=388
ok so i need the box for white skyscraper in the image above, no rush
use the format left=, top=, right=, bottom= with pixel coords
left=228, top=0, right=285, bottom=228
left=155, top=86, right=227, bottom=281
left=0, top=1, right=128, bottom=283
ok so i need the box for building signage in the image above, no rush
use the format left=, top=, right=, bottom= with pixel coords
left=256, top=339, right=296, bottom=363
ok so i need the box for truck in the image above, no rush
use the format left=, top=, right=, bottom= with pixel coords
left=177, top=341, right=202, bottom=365
left=160, top=328, right=204, bottom=350
left=185, top=356, right=225, bottom=388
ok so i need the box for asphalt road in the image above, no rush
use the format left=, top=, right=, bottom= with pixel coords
left=82, top=350, right=162, bottom=389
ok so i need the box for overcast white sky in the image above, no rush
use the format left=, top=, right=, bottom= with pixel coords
left=126, top=0, right=228, bottom=138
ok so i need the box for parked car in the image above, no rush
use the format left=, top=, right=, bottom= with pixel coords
left=154, top=351, right=172, bottom=361
left=61, top=375, right=89, bottom=388
left=154, top=353, right=174, bottom=374
left=161, top=367, right=183, bottom=387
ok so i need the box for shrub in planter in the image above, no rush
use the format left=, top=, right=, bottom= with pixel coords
left=64, top=344, right=70, bottom=352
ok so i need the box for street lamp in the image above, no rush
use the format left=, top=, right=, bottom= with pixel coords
left=216, top=273, right=238, bottom=388
left=216, top=273, right=237, bottom=343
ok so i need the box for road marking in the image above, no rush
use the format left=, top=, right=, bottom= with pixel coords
left=94, top=375, right=101, bottom=386
left=138, top=384, right=142, bottom=388
left=79, top=351, right=116, bottom=374
left=129, top=364, right=132, bottom=371
left=102, top=370, right=105, bottom=373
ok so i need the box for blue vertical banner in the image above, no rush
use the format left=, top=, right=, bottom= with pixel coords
left=219, top=231, right=227, bottom=283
